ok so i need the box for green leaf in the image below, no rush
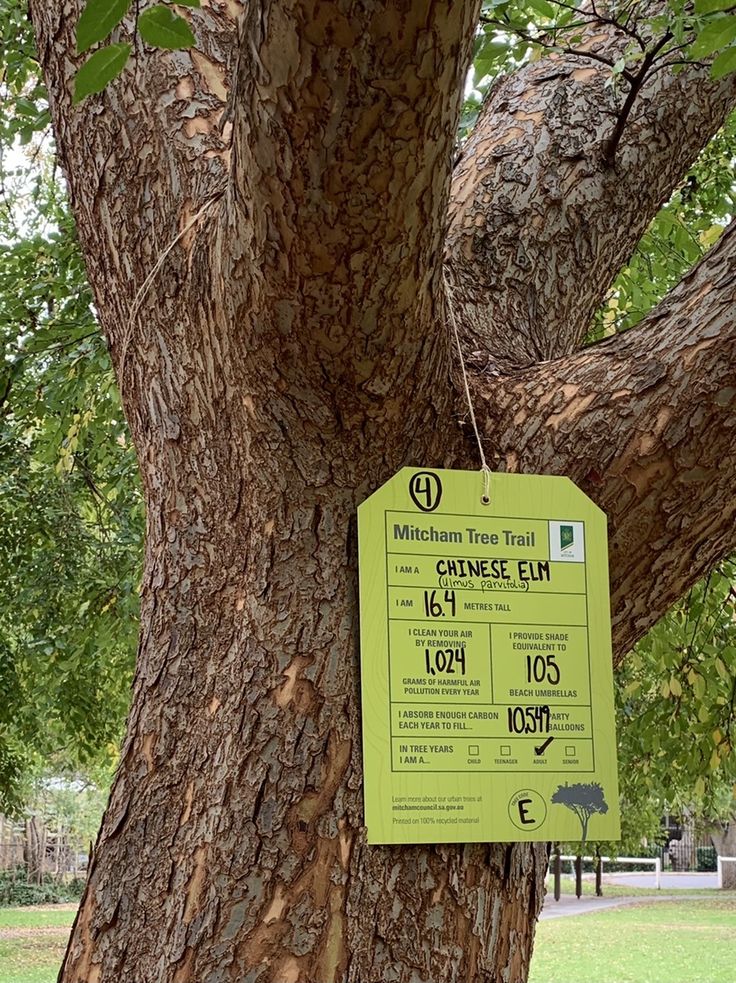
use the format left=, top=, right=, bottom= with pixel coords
left=690, top=15, right=736, bottom=58
left=695, top=0, right=735, bottom=13
left=138, top=5, right=195, bottom=49
left=77, top=0, right=130, bottom=54
left=693, top=673, right=707, bottom=700
left=74, top=43, right=131, bottom=103
left=711, top=45, right=736, bottom=79
left=527, top=0, right=555, bottom=18
left=175, top=0, right=200, bottom=6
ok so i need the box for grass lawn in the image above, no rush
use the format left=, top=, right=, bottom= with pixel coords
left=2, top=898, right=735, bottom=983
left=0, top=906, right=75, bottom=983
left=530, top=898, right=736, bottom=983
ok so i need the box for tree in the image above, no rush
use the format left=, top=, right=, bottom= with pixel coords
left=551, top=783, right=609, bottom=843
left=709, top=819, right=736, bottom=888
left=0, top=137, right=141, bottom=808
left=19, top=0, right=736, bottom=980
left=614, top=561, right=736, bottom=851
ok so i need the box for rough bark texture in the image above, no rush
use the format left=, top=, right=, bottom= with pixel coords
left=26, top=1, right=736, bottom=981
left=447, top=26, right=736, bottom=366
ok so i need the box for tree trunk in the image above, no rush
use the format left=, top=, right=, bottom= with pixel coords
left=27, top=1, right=736, bottom=981
left=57, top=357, right=548, bottom=980
left=24, top=816, right=45, bottom=886
left=710, top=821, right=736, bottom=889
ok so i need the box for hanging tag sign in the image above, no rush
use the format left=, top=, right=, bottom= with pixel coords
left=358, top=468, right=620, bottom=844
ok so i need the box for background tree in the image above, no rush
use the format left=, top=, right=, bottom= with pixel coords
left=3, top=0, right=736, bottom=980
left=709, top=820, right=736, bottom=887
left=0, top=100, right=141, bottom=808
left=616, top=562, right=736, bottom=837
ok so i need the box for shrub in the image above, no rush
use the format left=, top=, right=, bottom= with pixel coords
left=0, top=869, right=85, bottom=906
left=696, top=846, right=717, bottom=872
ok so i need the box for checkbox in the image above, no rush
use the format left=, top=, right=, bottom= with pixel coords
left=500, top=744, right=511, bottom=756
left=565, top=745, right=577, bottom=756
left=469, top=744, right=479, bottom=755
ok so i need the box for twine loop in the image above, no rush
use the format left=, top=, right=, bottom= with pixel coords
left=443, top=269, right=492, bottom=506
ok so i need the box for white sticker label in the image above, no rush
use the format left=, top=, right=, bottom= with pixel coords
left=549, top=520, right=585, bottom=562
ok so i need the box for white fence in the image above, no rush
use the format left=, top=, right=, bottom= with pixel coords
left=558, top=854, right=662, bottom=890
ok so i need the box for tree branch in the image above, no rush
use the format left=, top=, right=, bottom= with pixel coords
left=225, top=0, right=480, bottom=393
left=473, top=220, right=736, bottom=660
left=446, top=33, right=736, bottom=368
left=601, top=30, right=672, bottom=166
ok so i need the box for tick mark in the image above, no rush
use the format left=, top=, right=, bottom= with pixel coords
left=534, top=736, right=554, bottom=756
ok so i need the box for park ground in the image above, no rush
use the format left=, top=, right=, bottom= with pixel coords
left=1, top=895, right=735, bottom=983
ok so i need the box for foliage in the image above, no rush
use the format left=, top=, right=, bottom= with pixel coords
left=73, top=0, right=199, bottom=101
left=697, top=845, right=718, bottom=871
left=0, top=8, right=142, bottom=808
left=74, top=43, right=132, bottom=102
left=0, top=164, right=142, bottom=804
left=558, top=566, right=736, bottom=857
left=0, top=871, right=84, bottom=908
left=0, top=0, right=48, bottom=148
left=27, top=770, right=111, bottom=848
left=473, top=0, right=736, bottom=100
left=614, top=563, right=736, bottom=843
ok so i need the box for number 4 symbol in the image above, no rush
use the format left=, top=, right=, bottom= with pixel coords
left=409, top=471, right=442, bottom=512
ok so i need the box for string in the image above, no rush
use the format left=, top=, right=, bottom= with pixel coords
left=442, top=268, right=492, bottom=504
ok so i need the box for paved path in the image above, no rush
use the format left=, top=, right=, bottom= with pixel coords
left=540, top=894, right=684, bottom=920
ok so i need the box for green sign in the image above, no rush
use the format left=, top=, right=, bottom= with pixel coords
left=358, top=468, right=620, bottom=844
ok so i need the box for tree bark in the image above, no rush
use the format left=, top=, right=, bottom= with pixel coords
left=475, top=219, right=736, bottom=659
left=710, top=819, right=736, bottom=888
left=24, top=816, right=45, bottom=886
left=447, top=26, right=736, bottom=366
left=27, top=2, right=736, bottom=981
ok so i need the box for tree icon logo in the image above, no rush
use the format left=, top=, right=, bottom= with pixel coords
left=551, top=782, right=608, bottom=842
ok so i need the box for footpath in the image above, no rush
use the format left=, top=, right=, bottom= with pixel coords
left=540, top=872, right=723, bottom=919
left=539, top=893, right=685, bottom=920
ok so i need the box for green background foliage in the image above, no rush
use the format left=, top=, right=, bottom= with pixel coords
left=0, top=10, right=142, bottom=807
